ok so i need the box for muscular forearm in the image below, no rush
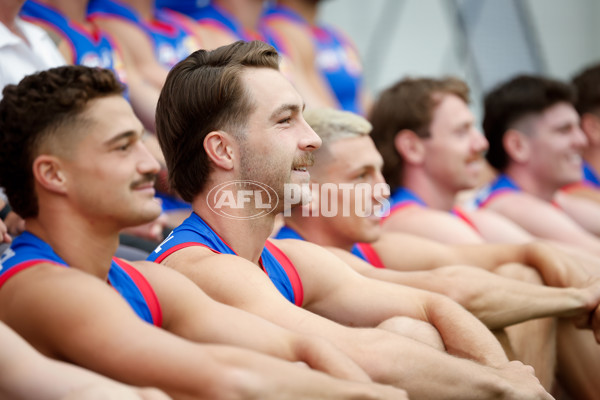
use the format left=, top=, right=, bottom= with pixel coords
left=343, top=329, right=549, bottom=400
left=423, top=293, right=508, bottom=367
left=290, top=334, right=372, bottom=382
left=432, top=266, right=594, bottom=329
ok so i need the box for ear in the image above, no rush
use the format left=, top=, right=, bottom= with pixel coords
left=580, top=113, right=600, bottom=146
left=394, top=129, right=425, bottom=165
left=204, top=131, right=236, bottom=171
left=503, top=129, right=530, bottom=163
left=32, top=155, right=68, bottom=194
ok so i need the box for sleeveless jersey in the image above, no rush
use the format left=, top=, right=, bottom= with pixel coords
left=275, top=225, right=386, bottom=269
left=0, top=232, right=162, bottom=326
left=262, top=5, right=364, bottom=114
left=21, top=0, right=126, bottom=82
left=87, top=0, right=198, bottom=68
left=148, top=213, right=304, bottom=306
left=385, top=187, right=479, bottom=230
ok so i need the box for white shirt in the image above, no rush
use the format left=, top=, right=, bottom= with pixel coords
left=0, top=16, right=65, bottom=95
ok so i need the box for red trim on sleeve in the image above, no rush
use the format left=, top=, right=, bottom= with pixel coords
left=354, top=243, right=386, bottom=269
left=264, top=240, right=304, bottom=307
left=152, top=242, right=219, bottom=264
left=112, top=258, right=163, bottom=328
left=452, top=206, right=480, bottom=233
left=383, top=202, right=422, bottom=221
left=0, top=260, right=65, bottom=289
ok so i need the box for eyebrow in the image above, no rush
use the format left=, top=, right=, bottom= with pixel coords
left=269, top=102, right=306, bottom=120
left=104, top=130, right=140, bottom=147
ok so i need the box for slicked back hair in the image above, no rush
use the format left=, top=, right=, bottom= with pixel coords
left=155, top=40, right=281, bottom=202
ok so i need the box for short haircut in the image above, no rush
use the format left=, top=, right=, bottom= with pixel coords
left=369, top=76, right=470, bottom=190
left=572, top=63, right=600, bottom=115
left=0, top=66, right=124, bottom=218
left=155, top=40, right=280, bottom=202
left=303, top=108, right=372, bottom=146
left=483, top=75, right=576, bottom=171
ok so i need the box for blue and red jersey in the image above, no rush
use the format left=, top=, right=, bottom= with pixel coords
left=385, top=187, right=479, bottom=231
left=148, top=213, right=304, bottom=306
left=0, top=232, right=162, bottom=326
left=87, top=0, right=199, bottom=69
left=275, top=225, right=386, bottom=269
left=262, top=5, right=364, bottom=114
left=21, top=0, right=126, bottom=82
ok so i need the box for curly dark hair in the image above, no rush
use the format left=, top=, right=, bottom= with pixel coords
left=0, top=66, right=124, bottom=218
left=155, top=40, right=280, bottom=202
left=483, top=75, right=575, bottom=171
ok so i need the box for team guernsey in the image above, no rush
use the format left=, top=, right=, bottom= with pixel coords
left=275, top=226, right=386, bottom=269
left=87, top=0, right=198, bottom=68
left=385, top=187, right=479, bottom=230
left=583, top=162, right=600, bottom=187
left=473, top=174, right=522, bottom=208
left=474, top=174, right=561, bottom=210
left=148, top=213, right=304, bottom=306
left=21, top=0, right=125, bottom=79
left=262, top=5, right=364, bottom=114
left=0, top=232, right=162, bottom=326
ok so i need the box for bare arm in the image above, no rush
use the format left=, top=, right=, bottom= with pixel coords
left=330, top=247, right=600, bottom=331
left=381, top=206, right=486, bottom=244
left=132, top=260, right=371, bottom=383
left=161, top=245, right=550, bottom=399
left=92, top=18, right=169, bottom=89
left=486, top=192, right=600, bottom=255
left=0, top=322, right=170, bottom=400
left=279, top=240, right=509, bottom=366
left=371, top=231, right=594, bottom=288
left=555, top=190, right=600, bottom=236
left=0, top=264, right=405, bottom=400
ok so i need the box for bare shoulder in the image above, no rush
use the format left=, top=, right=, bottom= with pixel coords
left=268, top=238, right=334, bottom=266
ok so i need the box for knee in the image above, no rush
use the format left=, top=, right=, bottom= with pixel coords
left=377, top=316, right=445, bottom=351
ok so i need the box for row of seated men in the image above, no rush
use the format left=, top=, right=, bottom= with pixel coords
left=0, top=0, right=369, bottom=253
left=2, top=1, right=600, bottom=400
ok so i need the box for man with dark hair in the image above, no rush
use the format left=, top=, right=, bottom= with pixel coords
left=476, top=74, right=600, bottom=254
left=276, top=107, right=600, bottom=391
left=0, top=64, right=409, bottom=400
left=150, top=39, right=552, bottom=399
left=547, top=64, right=600, bottom=232
left=369, top=75, right=600, bottom=399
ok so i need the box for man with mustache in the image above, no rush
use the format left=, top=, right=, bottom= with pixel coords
left=368, top=75, right=600, bottom=400
left=0, top=64, right=412, bottom=400
left=276, top=106, right=600, bottom=392
left=149, top=39, right=552, bottom=399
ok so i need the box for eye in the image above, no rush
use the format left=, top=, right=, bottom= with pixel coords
left=278, top=117, right=292, bottom=124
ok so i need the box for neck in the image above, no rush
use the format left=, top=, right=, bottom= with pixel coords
left=37, top=0, right=88, bottom=22
left=278, top=0, right=318, bottom=24
left=401, top=168, right=457, bottom=211
left=25, top=202, right=119, bottom=280
left=0, top=1, right=22, bottom=31
left=503, top=165, right=557, bottom=202
left=583, top=146, right=600, bottom=175
left=214, top=0, right=263, bottom=31
left=118, top=0, right=154, bottom=20
left=192, top=194, right=275, bottom=264
left=285, top=211, right=354, bottom=251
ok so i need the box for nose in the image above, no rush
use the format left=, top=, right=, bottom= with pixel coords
left=299, top=118, right=322, bottom=152
left=573, top=125, right=589, bottom=149
left=471, top=128, right=489, bottom=153
left=138, top=137, right=162, bottom=175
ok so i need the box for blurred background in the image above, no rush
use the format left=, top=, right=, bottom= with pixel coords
left=318, top=0, right=600, bottom=120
